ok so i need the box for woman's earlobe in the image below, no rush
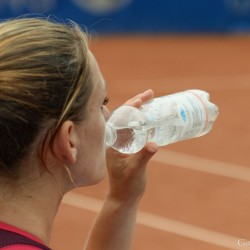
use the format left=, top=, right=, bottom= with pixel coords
left=53, top=120, right=78, bottom=165
left=70, top=147, right=77, bottom=164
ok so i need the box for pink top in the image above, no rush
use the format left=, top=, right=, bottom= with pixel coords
left=0, top=222, right=48, bottom=250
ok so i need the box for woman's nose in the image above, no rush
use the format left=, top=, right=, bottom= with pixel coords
left=104, top=106, right=111, bottom=121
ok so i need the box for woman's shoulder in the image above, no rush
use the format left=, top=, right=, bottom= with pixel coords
left=0, top=222, right=51, bottom=250
left=1, top=245, right=44, bottom=250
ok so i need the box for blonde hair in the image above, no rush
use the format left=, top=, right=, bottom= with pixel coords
left=0, top=17, right=93, bottom=178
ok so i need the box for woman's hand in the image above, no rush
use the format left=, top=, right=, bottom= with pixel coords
left=123, top=89, right=154, bottom=108
left=106, top=89, right=159, bottom=205
left=85, top=90, right=159, bottom=250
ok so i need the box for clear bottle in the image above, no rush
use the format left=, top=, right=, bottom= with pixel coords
left=105, top=89, right=219, bottom=154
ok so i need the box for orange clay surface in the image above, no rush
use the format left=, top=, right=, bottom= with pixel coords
left=50, top=35, right=250, bottom=250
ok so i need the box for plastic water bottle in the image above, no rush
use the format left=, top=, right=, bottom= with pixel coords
left=105, top=89, right=219, bottom=154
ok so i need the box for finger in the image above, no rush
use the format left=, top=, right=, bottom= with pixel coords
left=127, top=89, right=154, bottom=103
left=140, top=89, right=154, bottom=103
left=124, top=89, right=154, bottom=107
left=126, top=98, right=142, bottom=108
left=134, top=142, right=159, bottom=168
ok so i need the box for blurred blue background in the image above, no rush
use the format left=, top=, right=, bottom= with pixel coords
left=1, top=0, right=250, bottom=34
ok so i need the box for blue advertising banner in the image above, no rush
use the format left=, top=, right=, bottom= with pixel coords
left=0, top=0, right=250, bottom=33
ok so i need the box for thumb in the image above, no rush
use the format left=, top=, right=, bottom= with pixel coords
left=135, top=142, right=159, bottom=165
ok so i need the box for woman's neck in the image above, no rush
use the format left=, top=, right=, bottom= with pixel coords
left=0, top=173, right=63, bottom=245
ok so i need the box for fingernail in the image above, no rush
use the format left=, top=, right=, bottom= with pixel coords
left=143, top=89, right=152, bottom=94
left=132, top=98, right=141, bottom=105
left=147, top=143, right=158, bottom=153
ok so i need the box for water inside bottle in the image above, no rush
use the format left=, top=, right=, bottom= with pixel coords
left=111, top=127, right=148, bottom=154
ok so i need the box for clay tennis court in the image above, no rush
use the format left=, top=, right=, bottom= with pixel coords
left=49, top=35, right=250, bottom=250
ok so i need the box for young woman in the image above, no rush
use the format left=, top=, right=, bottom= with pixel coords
left=0, top=18, right=158, bottom=249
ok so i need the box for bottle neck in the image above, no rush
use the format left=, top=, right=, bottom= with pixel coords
left=105, top=123, right=117, bottom=147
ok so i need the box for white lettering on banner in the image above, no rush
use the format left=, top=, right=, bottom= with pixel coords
left=71, top=0, right=133, bottom=14
left=0, top=0, right=56, bottom=13
left=238, top=239, right=250, bottom=247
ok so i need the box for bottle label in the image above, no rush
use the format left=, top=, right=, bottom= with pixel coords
left=177, top=91, right=208, bottom=139
left=141, top=91, right=209, bottom=145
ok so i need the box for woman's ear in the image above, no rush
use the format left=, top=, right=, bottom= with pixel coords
left=52, top=121, right=78, bottom=165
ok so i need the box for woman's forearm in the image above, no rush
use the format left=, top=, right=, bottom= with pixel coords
left=84, top=197, right=139, bottom=250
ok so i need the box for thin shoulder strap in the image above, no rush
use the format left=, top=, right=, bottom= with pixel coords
left=0, top=229, right=51, bottom=249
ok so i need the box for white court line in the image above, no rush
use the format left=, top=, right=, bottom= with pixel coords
left=62, top=192, right=241, bottom=250
left=153, top=149, right=250, bottom=182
